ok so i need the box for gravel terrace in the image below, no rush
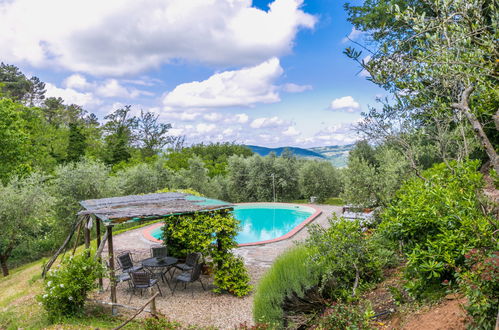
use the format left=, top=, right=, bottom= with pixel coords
left=92, top=204, right=341, bottom=329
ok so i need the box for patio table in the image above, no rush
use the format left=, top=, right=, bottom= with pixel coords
left=141, top=256, right=178, bottom=289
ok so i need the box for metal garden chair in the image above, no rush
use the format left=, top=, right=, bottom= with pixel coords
left=116, top=251, right=143, bottom=273
left=128, top=271, right=163, bottom=303
left=171, top=261, right=206, bottom=296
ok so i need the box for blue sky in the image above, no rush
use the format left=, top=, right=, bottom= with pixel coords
left=0, top=0, right=383, bottom=147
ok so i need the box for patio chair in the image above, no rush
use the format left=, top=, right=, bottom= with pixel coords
left=150, top=245, right=168, bottom=259
left=116, top=251, right=143, bottom=273
left=172, top=252, right=201, bottom=277
left=171, top=261, right=206, bottom=296
left=104, top=261, right=131, bottom=291
left=128, top=271, right=163, bottom=303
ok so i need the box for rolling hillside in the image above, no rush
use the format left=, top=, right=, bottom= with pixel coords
left=245, top=144, right=354, bottom=167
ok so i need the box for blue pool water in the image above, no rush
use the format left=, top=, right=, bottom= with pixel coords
left=150, top=204, right=315, bottom=244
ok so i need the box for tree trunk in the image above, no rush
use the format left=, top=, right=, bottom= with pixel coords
left=0, top=255, right=9, bottom=277
left=452, top=87, right=499, bottom=174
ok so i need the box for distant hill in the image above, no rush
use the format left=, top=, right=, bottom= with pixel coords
left=245, top=145, right=326, bottom=159
left=245, top=144, right=354, bottom=167
left=310, top=144, right=354, bottom=167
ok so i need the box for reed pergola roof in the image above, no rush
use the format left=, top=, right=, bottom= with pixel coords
left=78, top=192, right=234, bottom=225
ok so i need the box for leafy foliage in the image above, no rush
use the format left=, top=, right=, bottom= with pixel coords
left=0, top=173, right=55, bottom=276
left=380, top=161, right=495, bottom=297
left=0, top=98, right=30, bottom=184
left=38, top=251, right=105, bottom=322
left=306, top=217, right=393, bottom=300
left=458, top=249, right=499, bottom=329
left=162, top=212, right=251, bottom=296
left=313, top=301, right=374, bottom=330
left=164, top=142, right=253, bottom=177
left=298, top=160, right=342, bottom=202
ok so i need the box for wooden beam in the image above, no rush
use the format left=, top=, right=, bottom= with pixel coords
left=95, top=216, right=103, bottom=290
left=84, top=215, right=91, bottom=256
left=42, top=216, right=85, bottom=277
left=107, top=225, right=117, bottom=314
left=113, top=293, right=160, bottom=329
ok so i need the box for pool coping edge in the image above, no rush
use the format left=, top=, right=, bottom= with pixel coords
left=142, top=202, right=323, bottom=247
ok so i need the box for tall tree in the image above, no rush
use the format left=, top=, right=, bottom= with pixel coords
left=103, top=105, right=138, bottom=165
left=0, top=63, right=45, bottom=105
left=137, top=110, right=172, bottom=158
left=345, top=0, right=498, bottom=172
left=66, top=123, right=87, bottom=163
left=0, top=99, right=30, bottom=184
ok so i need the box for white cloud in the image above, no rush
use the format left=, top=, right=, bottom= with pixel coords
left=0, top=0, right=316, bottom=75
left=162, top=58, right=283, bottom=108
left=281, top=83, right=312, bottom=93
left=329, top=96, right=361, bottom=112
left=282, top=125, right=300, bottom=136
left=223, top=128, right=234, bottom=135
left=234, top=113, right=249, bottom=124
left=342, top=27, right=364, bottom=43
left=45, top=83, right=101, bottom=108
left=63, top=74, right=93, bottom=90
left=250, top=116, right=287, bottom=129
left=196, top=123, right=216, bottom=134
left=203, top=112, right=223, bottom=122
left=161, top=111, right=200, bottom=121
left=96, top=79, right=153, bottom=98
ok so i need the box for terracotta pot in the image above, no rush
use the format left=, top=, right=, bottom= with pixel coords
left=201, top=263, right=212, bottom=275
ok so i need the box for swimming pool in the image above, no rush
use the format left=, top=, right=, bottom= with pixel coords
left=144, top=203, right=321, bottom=246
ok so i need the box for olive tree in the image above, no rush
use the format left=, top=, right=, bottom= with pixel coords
left=346, top=0, right=498, bottom=172
left=298, top=160, right=342, bottom=202
left=0, top=174, right=54, bottom=276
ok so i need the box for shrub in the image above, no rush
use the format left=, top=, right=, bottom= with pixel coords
left=212, top=253, right=252, bottom=297
left=458, top=249, right=499, bottom=329
left=253, top=245, right=321, bottom=327
left=110, top=162, right=170, bottom=195
left=379, top=161, right=495, bottom=297
left=38, top=250, right=105, bottom=321
left=162, top=212, right=251, bottom=297
left=313, top=301, right=374, bottom=330
left=305, top=217, right=390, bottom=301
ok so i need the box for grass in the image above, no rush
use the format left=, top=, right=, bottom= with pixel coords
left=0, top=237, right=149, bottom=329
left=290, top=197, right=344, bottom=206
left=252, top=245, right=320, bottom=326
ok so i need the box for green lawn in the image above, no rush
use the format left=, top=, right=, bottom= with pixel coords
left=0, top=246, right=141, bottom=329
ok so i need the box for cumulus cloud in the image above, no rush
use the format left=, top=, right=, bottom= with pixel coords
left=250, top=116, right=287, bottom=129
left=162, top=58, right=283, bottom=108
left=63, top=74, right=93, bottom=90
left=0, top=0, right=316, bottom=75
left=45, top=83, right=101, bottom=108
left=281, top=83, right=312, bottom=93
left=203, top=112, right=223, bottom=122
left=196, top=123, right=216, bottom=134
left=342, top=27, right=364, bottom=43
left=234, top=113, right=249, bottom=124
left=282, top=125, right=301, bottom=136
left=329, top=96, right=361, bottom=112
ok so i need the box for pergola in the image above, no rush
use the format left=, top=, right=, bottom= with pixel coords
left=43, top=192, right=234, bottom=311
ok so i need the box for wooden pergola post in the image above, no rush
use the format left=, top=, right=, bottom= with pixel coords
left=95, top=216, right=103, bottom=291
left=84, top=215, right=91, bottom=257
left=106, top=225, right=118, bottom=315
